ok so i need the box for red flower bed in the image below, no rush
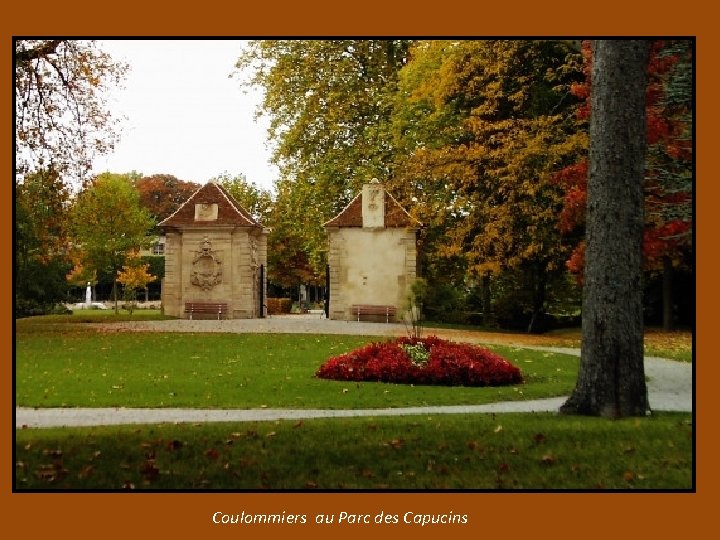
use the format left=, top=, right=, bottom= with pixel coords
left=315, top=336, right=523, bottom=387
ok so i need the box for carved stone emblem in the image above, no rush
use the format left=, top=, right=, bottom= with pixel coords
left=191, top=237, right=222, bottom=290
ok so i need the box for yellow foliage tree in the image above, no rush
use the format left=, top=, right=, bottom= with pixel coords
left=116, top=251, right=156, bottom=314
left=390, top=40, right=586, bottom=332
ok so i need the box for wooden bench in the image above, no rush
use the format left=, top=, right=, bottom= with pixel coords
left=351, top=304, right=397, bottom=323
left=184, top=302, right=228, bottom=320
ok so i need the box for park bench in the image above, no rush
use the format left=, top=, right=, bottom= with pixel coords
left=351, top=304, right=397, bottom=323
left=184, top=302, right=228, bottom=320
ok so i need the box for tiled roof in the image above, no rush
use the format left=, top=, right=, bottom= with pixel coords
left=324, top=188, right=422, bottom=228
left=159, top=182, right=260, bottom=229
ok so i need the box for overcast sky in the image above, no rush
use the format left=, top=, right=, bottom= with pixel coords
left=91, top=39, right=278, bottom=191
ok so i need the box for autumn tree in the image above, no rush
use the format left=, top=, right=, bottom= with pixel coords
left=69, top=173, right=155, bottom=312
left=15, top=39, right=127, bottom=186
left=554, top=40, right=693, bottom=330
left=236, top=40, right=413, bottom=275
left=560, top=40, right=651, bottom=418
left=644, top=40, right=693, bottom=330
left=390, top=40, right=585, bottom=331
left=135, top=174, right=201, bottom=229
left=116, top=251, right=157, bottom=313
left=15, top=168, right=73, bottom=315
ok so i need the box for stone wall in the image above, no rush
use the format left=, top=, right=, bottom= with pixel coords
left=327, top=227, right=418, bottom=321
left=162, top=227, right=267, bottom=319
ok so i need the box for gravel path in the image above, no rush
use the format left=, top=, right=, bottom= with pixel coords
left=16, top=316, right=692, bottom=428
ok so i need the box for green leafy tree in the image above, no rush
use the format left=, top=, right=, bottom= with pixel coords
left=236, top=39, right=413, bottom=274
left=266, top=178, right=323, bottom=289
left=212, top=173, right=273, bottom=222
left=69, top=173, right=155, bottom=312
left=15, top=169, right=72, bottom=315
left=15, top=39, right=127, bottom=185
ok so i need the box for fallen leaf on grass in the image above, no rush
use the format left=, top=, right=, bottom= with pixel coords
left=140, top=459, right=159, bottom=481
left=623, top=470, right=645, bottom=482
left=540, top=454, right=556, bottom=465
left=167, top=440, right=184, bottom=451
left=36, top=461, right=69, bottom=482
left=78, top=465, right=94, bottom=479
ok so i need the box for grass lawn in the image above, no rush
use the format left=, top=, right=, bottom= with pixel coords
left=14, top=314, right=693, bottom=491
left=15, top=329, right=579, bottom=409
left=14, top=412, right=693, bottom=490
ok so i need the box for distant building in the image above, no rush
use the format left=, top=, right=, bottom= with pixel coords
left=159, top=181, right=268, bottom=319
left=324, top=179, right=422, bottom=321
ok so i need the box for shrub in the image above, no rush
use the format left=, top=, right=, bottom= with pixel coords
left=316, top=336, right=523, bottom=387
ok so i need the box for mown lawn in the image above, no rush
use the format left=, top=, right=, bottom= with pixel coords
left=15, top=412, right=693, bottom=490
left=14, top=315, right=693, bottom=491
left=15, top=329, right=579, bottom=409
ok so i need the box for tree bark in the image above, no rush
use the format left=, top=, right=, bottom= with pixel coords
left=560, top=40, right=651, bottom=418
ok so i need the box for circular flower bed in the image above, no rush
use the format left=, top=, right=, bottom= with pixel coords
left=315, top=336, right=523, bottom=387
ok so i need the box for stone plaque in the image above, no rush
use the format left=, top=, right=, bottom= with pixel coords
left=194, top=203, right=218, bottom=221
left=362, top=181, right=384, bottom=228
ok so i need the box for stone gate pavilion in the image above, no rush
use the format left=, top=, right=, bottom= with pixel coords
left=159, top=180, right=268, bottom=319
left=324, top=179, right=422, bottom=321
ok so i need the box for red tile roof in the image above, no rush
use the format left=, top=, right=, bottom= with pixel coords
left=324, top=188, right=421, bottom=228
left=159, top=182, right=261, bottom=229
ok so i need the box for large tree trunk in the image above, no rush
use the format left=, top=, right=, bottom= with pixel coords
left=560, top=40, right=651, bottom=418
